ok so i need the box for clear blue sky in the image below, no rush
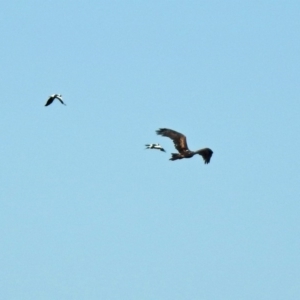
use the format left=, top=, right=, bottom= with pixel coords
left=1, top=1, right=300, bottom=299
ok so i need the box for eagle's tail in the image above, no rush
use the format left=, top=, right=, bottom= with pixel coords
left=169, top=153, right=182, bottom=161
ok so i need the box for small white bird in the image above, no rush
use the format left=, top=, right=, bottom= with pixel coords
left=145, top=143, right=166, bottom=152
left=45, top=94, right=66, bottom=106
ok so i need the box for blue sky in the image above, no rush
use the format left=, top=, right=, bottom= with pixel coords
left=1, top=1, right=300, bottom=299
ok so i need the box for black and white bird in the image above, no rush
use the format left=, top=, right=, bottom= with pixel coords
left=145, top=143, right=166, bottom=152
left=45, top=94, right=66, bottom=106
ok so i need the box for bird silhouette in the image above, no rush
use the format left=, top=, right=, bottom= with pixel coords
left=145, top=143, right=166, bottom=152
left=156, top=128, right=213, bottom=164
left=45, top=94, right=66, bottom=106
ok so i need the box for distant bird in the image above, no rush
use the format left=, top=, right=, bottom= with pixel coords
left=145, top=143, right=166, bottom=152
left=156, top=128, right=213, bottom=164
left=45, top=94, right=66, bottom=106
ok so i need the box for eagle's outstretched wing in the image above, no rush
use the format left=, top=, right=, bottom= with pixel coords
left=156, top=128, right=189, bottom=154
left=197, top=148, right=213, bottom=164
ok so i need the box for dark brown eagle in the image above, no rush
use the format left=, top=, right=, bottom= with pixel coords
left=156, top=128, right=213, bottom=164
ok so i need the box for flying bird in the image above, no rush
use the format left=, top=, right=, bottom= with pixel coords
left=45, top=94, right=66, bottom=106
left=145, top=143, right=166, bottom=152
left=156, top=128, right=213, bottom=164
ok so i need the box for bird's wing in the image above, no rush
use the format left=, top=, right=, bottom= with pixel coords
left=156, top=128, right=189, bottom=154
left=197, top=148, right=213, bottom=164
left=45, top=97, right=54, bottom=106
left=55, top=96, right=66, bottom=105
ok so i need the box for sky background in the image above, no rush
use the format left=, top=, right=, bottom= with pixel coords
left=0, top=1, right=300, bottom=299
